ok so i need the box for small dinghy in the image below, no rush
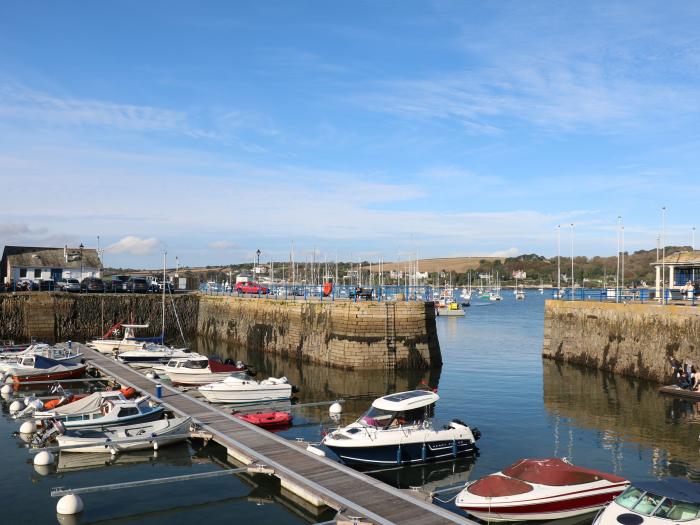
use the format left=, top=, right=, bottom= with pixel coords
left=234, top=411, right=293, bottom=429
left=198, top=374, right=293, bottom=404
left=455, top=458, right=629, bottom=521
left=56, top=416, right=192, bottom=453
left=10, top=355, right=86, bottom=384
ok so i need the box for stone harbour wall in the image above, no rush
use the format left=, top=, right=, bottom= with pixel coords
left=0, top=293, right=441, bottom=370
left=197, top=296, right=441, bottom=370
left=543, top=300, right=700, bottom=383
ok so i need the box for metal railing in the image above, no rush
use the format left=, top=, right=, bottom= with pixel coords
left=549, top=287, right=697, bottom=306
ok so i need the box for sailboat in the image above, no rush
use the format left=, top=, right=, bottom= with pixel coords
left=489, top=272, right=502, bottom=301
left=117, top=252, right=195, bottom=367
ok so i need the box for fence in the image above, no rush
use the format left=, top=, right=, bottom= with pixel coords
left=550, top=287, right=697, bottom=306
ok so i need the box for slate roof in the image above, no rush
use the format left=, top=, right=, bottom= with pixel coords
left=655, top=250, right=700, bottom=266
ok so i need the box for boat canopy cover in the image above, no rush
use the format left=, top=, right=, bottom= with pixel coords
left=634, top=479, right=700, bottom=504
left=32, top=355, right=65, bottom=369
left=209, top=360, right=244, bottom=373
left=372, top=390, right=439, bottom=412
left=51, top=392, right=112, bottom=416
left=14, top=356, right=84, bottom=377
left=502, top=459, right=626, bottom=486
left=468, top=475, right=533, bottom=497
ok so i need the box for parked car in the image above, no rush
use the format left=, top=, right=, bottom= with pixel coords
left=81, top=277, right=105, bottom=293
left=235, top=281, right=269, bottom=295
left=109, top=275, right=130, bottom=293
left=56, top=278, right=81, bottom=292
left=127, top=276, right=149, bottom=293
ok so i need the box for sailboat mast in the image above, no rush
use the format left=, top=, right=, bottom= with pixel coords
left=557, top=225, right=561, bottom=291
left=162, top=250, right=166, bottom=342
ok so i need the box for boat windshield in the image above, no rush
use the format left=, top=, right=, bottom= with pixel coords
left=617, top=488, right=700, bottom=520
left=183, top=360, right=208, bottom=369
left=360, top=406, right=428, bottom=428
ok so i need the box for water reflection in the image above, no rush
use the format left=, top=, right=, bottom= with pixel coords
left=543, top=359, right=700, bottom=477
left=193, top=336, right=442, bottom=417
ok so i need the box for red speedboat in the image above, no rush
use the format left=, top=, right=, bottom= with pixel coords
left=234, top=411, right=293, bottom=429
left=456, top=458, right=629, bottom=521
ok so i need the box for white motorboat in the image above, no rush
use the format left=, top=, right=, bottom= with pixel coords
left=198, top=375, right=293, bottom=404
left=56, top=416, right=192, bottom=453
left=35, top=394, right=163, bottom=429
left=516, top=286, right=526, bottom=300
left=88, top=324, right=152, bottom=354
left=117, top=346, right=196, bottom=368
left=161, top=356, right=249, bottom=385
left=0, top=344, right=83, bottom=372
left=322, top=390, right=480, bottom=466
left=455, top=458, right=629, bottom=521
left=435, top=287, right=466, bottom=316
left=592, top=480, right=700, bottom=525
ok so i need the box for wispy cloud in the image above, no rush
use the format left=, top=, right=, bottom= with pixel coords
left=208, top=240, right=237, bottom=250
left=106, top=236, right=161, bottom=256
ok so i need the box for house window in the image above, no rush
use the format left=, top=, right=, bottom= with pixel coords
left=35, top=269, right=42, bottom=279
left=19, top=269, right=27, bottom=278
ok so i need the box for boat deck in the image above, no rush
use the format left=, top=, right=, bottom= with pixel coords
left=78, top=344, right=476, bottom=525
left=659, top=385, right=700, bottom=401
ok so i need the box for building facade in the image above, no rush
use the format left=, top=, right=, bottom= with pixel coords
left=1, top=246, right=102, bottom=284
left=653, top=250, right=700, bottom=297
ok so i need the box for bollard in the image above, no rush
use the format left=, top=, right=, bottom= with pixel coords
left=155, top=383, right=162, bottom=399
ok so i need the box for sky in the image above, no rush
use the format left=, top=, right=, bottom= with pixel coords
left=1, top=1, right=699, bottom=268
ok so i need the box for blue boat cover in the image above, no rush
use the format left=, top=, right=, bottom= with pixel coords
left=33, top=355, right=66, bottom=369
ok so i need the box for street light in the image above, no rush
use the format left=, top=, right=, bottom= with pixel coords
left=79, top=243, right=84, bottom=289
left=256, top=249, right=261, bottom=273
left=662, top=206, right=666, bottom=304
left=570, top=224, right=574, bottom=300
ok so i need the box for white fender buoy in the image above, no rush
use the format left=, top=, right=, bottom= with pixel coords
left=9, top=400, right=22, bottom=413
left=153, top=440, right=159, bottom=450
left=56, top=494, right=84, bottom=515
left=34, top=464, right=52, bottom=477
left=19, top=420, right=36, bottom=434
left=306, top=444, right=326, bottom=457
left=4, top=374, right=13, bottom=384
left=34, top=450, right=55, bottom=466
left=24, top=396, right=35, bottom=407
left=31, top=399, right=44, bottom=410
left=109, top=447, right=117, bottom=456
left=145, top=371, right=156, bottom=379
left=329, top=402, right=342, bottom=415
left=1, top=384, right=12, bottom=395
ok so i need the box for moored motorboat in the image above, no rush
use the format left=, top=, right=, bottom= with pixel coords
left=35, top=394, right=163, bottom=430
left=234, top=411, right=293, bottom=429
left=592, top=479, right=700, bottom=525
left=161, top=355, right=249, bottom=385
left=10, top=355, right=87, bottom=384
left=117, top=346, right=196, bottom=368
left=198, top=375, right=293, bottom=404
left=88, top=323, right=152, bottom=354
left=0, top=344, right=84, bottom=372
left=455, top=458, right=629, bottom=521
left=56, top=416, right=192, bottom=453
left=322, top=390, right=480, bottom=466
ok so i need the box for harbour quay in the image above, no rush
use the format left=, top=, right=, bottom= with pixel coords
left=0, top=292, right=441, bottom=370
left=543, top=300, right=700, bottom=382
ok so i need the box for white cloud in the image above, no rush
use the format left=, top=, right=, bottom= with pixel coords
left=0, top=222, right=31, bottom=237
left=487, top=247, right=520, bottom=258
left=105, top=236, right=160, bottom=256
left=209, top=240, right=237, bottom=250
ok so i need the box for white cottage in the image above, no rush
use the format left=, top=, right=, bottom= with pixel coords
left=1, top=245, right=102, bottom=285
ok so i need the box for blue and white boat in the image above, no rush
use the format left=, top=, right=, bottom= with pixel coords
left=322, top=390, right=480, bottom=466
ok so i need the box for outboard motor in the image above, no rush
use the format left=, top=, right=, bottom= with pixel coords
left=32, top=419, right=66, bottom=446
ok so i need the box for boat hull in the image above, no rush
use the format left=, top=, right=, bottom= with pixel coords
left=166, top=371, right=238, bottom=386
left=198, top=384, right=292, bottom=404
left=88, top=340, right=143, bottom=354
left=12, top=365, right=86, bottom=384
left=325, top=438, right=477, bottom=466
left=56, top=407, right=164, bottom=430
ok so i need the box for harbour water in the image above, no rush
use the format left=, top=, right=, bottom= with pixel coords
left=2, top=292, right=697, bottom=524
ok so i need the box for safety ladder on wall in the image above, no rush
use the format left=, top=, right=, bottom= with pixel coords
left=385, top=302, right=397, bottom=368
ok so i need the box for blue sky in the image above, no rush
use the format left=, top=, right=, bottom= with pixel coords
left=1, top=1, right=699, bottom=268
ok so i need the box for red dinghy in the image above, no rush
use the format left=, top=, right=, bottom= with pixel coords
left=234, top=411, right=293, bottom=429
left=456, top=458, right=629, bottom=521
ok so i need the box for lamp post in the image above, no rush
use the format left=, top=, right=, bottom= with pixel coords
left=570, top=223, right=574, bottom=300
left=256, top=249, right=261, bottom=275
left=79, top=243, right=84, bottom=284
left=557, top=225, right=561, bottom=296
left=662, top=206, right=666, bottom=304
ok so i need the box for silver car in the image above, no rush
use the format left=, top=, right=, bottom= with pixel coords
left=57, top=278, right=81, bottom=292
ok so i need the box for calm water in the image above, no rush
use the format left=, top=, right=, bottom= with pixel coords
left=3, top=292, right=699, bottom=524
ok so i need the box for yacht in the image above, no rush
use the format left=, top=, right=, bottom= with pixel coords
left=88, top=324, right=153, bottom=354
left=117, top=346, right=196, bottom=368
left=161, top=355, right=249, bottom=385
left=322, top=390, right=480, bottom=466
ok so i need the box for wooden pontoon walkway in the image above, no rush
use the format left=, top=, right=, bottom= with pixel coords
left=78, top=344, right=476, bottom=525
